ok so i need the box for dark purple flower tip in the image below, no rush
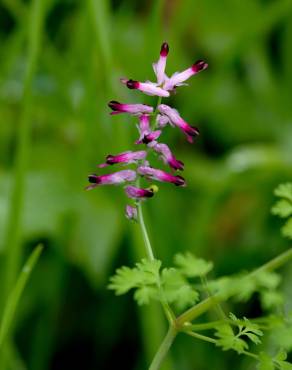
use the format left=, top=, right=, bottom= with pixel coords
left=126, top=79, right=139, bottom=89
left=108, top=100, right=120, bottom=111
left=186, top=125, right=200, bottom=137
left=174, top=175, right=186, bottom=186
left=88, top=174, right=100, bottom=184
left=160, top=42, right=169, bottom=57
left=105, top=155, right=115, bottom=165
left=142, top=134, right=158, bottom=144
left=192, top=60, right=208, bottom=73
left=170, top=159, right=184, bottom=171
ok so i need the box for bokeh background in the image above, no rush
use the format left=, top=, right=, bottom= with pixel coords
left=1, top=0, right=292, bottom=369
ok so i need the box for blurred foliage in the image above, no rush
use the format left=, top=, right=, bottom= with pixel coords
left=0, top=0, right=292, bottom=369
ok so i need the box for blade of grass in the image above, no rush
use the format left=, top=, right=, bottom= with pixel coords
left=0, top=244, right=43, bottom=350
left=2, top=0, right=46, bottom=307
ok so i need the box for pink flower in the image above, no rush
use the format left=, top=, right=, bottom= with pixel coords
left=108, top=101, right=153, bottom=115
left=153, top=143, right=184, bottom=171
left=156, top=114, right=170, bottom=128
left=120, top=78, right=169, bottom=97
left=98, top=150, right=147, bottom=168
left=136, top=114, right=161, bottom=145
left=137, top=166, right=186, bottom=186
left=163, top=60, right=208, bottom=91
left=125, top=185, right=154, bottom=199
left=158, top=104, right=199, bottom=143
left=125, top=205, right=137, bottom=221
left=86, top=170, right=136, bottom=190
left=152, top=42, right=169, bottom=85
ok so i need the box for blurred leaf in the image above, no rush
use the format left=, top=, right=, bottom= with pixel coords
left=274, top=183, right=292, bottom=202
left=174, top=252, right=213, bottom=278
left=272, top=200, right=292, bottom=218
left=161, top=268, right=199, bottom=310
left=282, top=218, right=292, bottom=239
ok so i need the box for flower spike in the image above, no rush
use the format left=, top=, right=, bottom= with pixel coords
left=86, top=170, right=136, bottom=190
left=138, top=166, right=186, bottom=186
left=158, top=104, right=199, bottom=143
left=98, top=150, right=147, bottom=168
left=125, top=185, right=154, bottom=199
left=108, top=101, right=153, bottom=115
left=163, top=59, right=208, bottom=91
left=121, top=78, right=170, bottom=97
left=88, top=41, right=208, bottom=219
left=153, top=42, right=169, bottom=85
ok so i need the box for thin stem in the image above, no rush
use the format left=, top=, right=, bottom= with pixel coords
left=184, top=331, right=259, bottom=360
left=137, top=201, right=155, bottom=261
left=136, top=200, right=175, bottom=324
left=176, top=247, right=292, bottom=327
left=185, top=331, right=217, bottom=344
left=149, top=326, right=177, bottom=370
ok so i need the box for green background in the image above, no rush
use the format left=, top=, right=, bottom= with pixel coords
left=0, top=0, right=292, bottom=369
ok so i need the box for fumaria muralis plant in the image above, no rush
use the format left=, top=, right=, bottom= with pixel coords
left=87, top=43, right=292, bottom=370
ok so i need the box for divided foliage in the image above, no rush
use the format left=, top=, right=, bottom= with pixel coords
left=109, top=252, right=212, bottom=311
left=272, top=183, right=292, bottom=239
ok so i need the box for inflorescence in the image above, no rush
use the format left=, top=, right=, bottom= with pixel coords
left=86, top=42, right=208, bottom=220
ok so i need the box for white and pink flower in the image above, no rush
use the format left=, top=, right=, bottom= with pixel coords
left=158, top=104, right=199, bottom=143
left=98, top=150, right=147, bottom=168
left=138, top=166, right=186, bottom=187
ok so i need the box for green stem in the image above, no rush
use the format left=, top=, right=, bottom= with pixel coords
left=184, top=331, right=259, bottom=360
left=176, top=247, right=292, bottom=327
left=149, top=326, right=177, bottom=370
left=185, top=331, right=217, bottom=344
left=137, top=201, right=155, bottom=261
left=137, top=200, right=175, bottom=324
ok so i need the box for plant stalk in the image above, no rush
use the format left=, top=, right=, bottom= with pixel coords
left=149, top=326, right=177, bottom=370
left=137, top=201, right=155, bottom=261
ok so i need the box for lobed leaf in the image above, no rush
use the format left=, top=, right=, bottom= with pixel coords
left=174, top=252, right=213, bottom=278
left=215, top=324, right=248, bottom=354
left=274, top=183, right=292, bottom=202
left=161, top=268, right=199, bottom=310
left=282, top=218, right=292, bottom=239
left=272, top=200, right=292, bottom=218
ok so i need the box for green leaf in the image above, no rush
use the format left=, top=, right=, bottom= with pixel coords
left=134, top=286, right=158, bottom=305
left=272, top=183, right=292, bottom=240
left=282, top=218, right=292, bottom=239
left=162, top=268, right=199, bottom=310
left=135, top=259, right=161, bottom=284
left=256, top=271, right=281, bottom=290
left=274, top=350, right=292, bottom=369
left=0, top=245, right=43, bottom=349
left=108, top=266, right=145, bottom=295
left=272, top=200, right=292, bottom=218
left=274, top=183, right=292, bottom=202
left=108, top=259, right=161, bottom=301
left=174, top=252, right=213, bottom=277
left=260, top=290, right=284, bottom=310
left=229, top=313, right=263, bottom=345
left=257, top=352, right=275, bottom=370
left=215, top=323, right=248, bottom=354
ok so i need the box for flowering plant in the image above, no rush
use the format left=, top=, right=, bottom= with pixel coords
left=87, top=43, right=292, bottom=370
